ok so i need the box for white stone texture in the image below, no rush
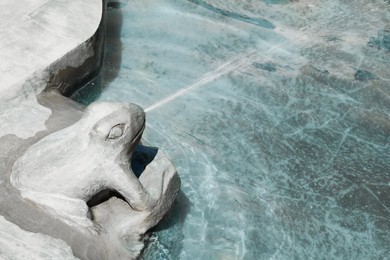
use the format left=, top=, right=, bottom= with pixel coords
left=10, top=102, right=180, bottom=256
left=0, top=216, right=79, bottom=260
left=0, top=0, right=102, bottom=100
left=10, top=102, right=148, bottom=228
left=0, top=0, right=102, bottom=139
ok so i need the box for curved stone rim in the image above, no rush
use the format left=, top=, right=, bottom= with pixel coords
left=0, top=0, right=106, bottom=101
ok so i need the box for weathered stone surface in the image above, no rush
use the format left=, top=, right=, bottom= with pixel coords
left=8, top=101, right=180, bottom=259
left=0, top=0, right=104, bottom=139
left=0, top=0, right=103, bottom=100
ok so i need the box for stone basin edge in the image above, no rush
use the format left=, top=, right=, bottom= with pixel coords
left=43, top=0, right=107, bottom=98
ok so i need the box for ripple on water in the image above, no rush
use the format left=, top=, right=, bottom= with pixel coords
left=73, top=0, right=390, bottom=259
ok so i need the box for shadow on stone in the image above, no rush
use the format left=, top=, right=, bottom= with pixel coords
left=86, top=189, right=126, bottom=209
left=131, top=144, right=159, bottom=178
left=71, top=0, right=124, bottom=105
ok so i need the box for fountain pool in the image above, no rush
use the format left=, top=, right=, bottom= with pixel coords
left=73, top=0, right=390, bottom=259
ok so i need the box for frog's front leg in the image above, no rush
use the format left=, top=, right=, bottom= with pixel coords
left=107, top=165, right=152, bottom=212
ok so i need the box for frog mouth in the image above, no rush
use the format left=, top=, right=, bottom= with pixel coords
left=127, top=119, right=146, bottom=154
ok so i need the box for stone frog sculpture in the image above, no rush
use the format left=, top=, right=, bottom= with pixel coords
left=10, top=102, right=180, bottom=238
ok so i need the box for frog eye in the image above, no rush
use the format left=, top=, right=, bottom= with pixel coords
left=106, top=124, right=125, bottom=140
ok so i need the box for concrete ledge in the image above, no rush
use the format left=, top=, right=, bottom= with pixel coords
left=0, top=0, right=105, bottom=101
left=45, top=2, right=107, bottom=97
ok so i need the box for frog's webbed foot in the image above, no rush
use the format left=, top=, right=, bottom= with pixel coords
left=139, top=150, right=180, bottom=205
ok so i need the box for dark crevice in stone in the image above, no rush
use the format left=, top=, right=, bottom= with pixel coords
left=87, top=189, right=126, bottom=209
left=131, top=145, right=158, bottom=178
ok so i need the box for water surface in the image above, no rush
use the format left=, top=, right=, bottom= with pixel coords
left=73, top=0, right=390, bottom=258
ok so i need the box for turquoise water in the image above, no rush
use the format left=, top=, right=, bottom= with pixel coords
left=73, top=0, right=390, bottom=259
